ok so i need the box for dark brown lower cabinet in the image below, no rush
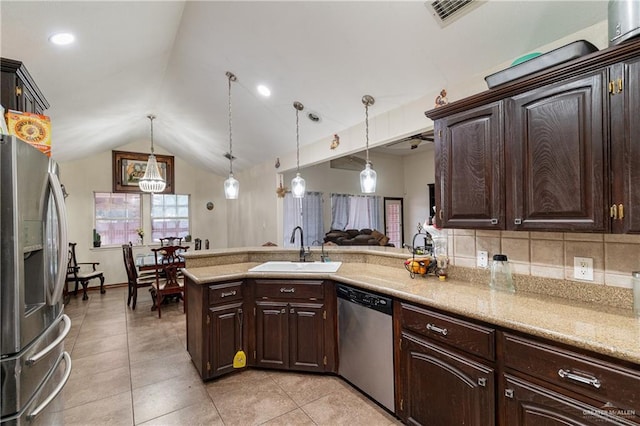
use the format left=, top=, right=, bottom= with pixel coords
left=186, top=279, right=246, bottom=380
left=500, top=332, right=640, bottom=425
left=399, top=332, right=495, bottom=425
left=503, top=373, right=637, bottom=425
left=254, top=300, right=325, bottom=372
left=208, top=302, right=243, bottom=377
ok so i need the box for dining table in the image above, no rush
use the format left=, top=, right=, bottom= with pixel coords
left=135, top=252, right=186, bottom=272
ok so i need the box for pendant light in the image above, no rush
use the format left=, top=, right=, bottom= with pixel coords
left=291, top=101, right=306, bottom=198
left=139, top=114, right=166, bottom=193
left=224, top=71, right=239, bottom=199
left=360, top=95, right=377, bottom=193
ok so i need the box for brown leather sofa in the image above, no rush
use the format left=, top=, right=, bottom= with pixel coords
left=323, top=228, right=394, bottom=246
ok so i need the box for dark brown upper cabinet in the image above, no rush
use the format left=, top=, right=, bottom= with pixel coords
left=505, top=70, right=607, bottom=232
left=426, top=38, right=640, bottom=233
left=435, top=102, right=504, bottom=230
left=1, top=58, right=49, bottom=114
left=610, top=56, right=640, bottom=234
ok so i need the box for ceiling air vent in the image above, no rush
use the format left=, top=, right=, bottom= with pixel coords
left=427, top=0, right=484, bottom=27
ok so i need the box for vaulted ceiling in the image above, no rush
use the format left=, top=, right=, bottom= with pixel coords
left=1, top=1, right=607, bottom=175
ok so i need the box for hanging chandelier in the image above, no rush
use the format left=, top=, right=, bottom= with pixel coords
left=224, top=71, right=239, bottom=200
left=139, top=114, right=166, bottom=193
left=291, top=101, right=306, bottom=198
left=360, top=95, right=377, bottom=193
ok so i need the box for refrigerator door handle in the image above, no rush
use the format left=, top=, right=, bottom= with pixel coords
left=26, top=314, right=71, bottom=366
left=26, top=351, right=72, bottom=422
left=47, top=170, right=69, bottom=306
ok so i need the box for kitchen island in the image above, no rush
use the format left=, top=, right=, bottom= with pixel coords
left=182, top=247, right=640, bottom=425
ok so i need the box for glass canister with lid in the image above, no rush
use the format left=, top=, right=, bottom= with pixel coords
left=632, top=271, right=640, bottom=317
left=490, top=254, right=515, bottom=293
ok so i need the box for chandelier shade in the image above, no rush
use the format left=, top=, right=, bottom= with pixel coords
left=139, top=114, right=166, bottom=193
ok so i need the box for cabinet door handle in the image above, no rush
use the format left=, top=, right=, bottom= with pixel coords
left=280, top=308, right=286, bottom=314
left=618, top=204, right=624, bottom=220
left=505, top=389, right=514, bottom=398
left=609, top=80, right=615, bottom=94
left=610, top=204, right=618, bottom=219
left=477, top=377, right=487, bottom=387
left=490, top=218, right=498, bottom=225
left=557, top=369, right=601, bottom=389
left=220, top=290, right=237, bottom=298
left=280, top=288, right=295, bottom=293
left=618, top=78, right=623, bottom=93
left=290, top=308, right=295, bottom=314
left=514, top=218, right=522, bottom=225
left=426, top=323, right=448, bottom=336
left=439, top=210, right=444, bottom=220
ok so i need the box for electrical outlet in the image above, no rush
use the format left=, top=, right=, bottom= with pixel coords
left=574, top=257, right=594, bottom=281
left=477, top=250, right=488, bottom=268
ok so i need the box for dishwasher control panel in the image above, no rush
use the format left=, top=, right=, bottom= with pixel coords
left=336, top=284, right=392, bottom=315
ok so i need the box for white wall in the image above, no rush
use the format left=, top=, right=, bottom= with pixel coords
left=226, top=161, right=279, bottom=247
left=402, top=146, right=436, bottom=246
left=60, top=139, right=228, bottom=285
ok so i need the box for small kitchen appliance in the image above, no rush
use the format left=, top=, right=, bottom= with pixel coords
left=609, top=0, right=640, bottom=46
left=632, top=271, right=640, bottom=317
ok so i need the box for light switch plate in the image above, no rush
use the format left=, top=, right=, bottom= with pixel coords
left=477, top=250, right=488, bottom=268
left=574, top=257, right=594, bottom=281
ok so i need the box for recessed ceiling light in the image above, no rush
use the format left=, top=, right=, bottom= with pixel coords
left=49, top=32, right=75, bottom=45
left=307, top=112, right=321, bottom=123
left=257, top=85, right=271, bottom=97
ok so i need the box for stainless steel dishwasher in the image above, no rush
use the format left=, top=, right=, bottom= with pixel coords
left=337, top=283, right=394, bottom=413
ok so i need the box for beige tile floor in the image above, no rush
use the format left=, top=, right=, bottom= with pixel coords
left=62, top=287, right=401, bottom=425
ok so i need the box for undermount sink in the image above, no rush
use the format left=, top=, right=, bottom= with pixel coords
left=248, top=261, right=342, bottom=273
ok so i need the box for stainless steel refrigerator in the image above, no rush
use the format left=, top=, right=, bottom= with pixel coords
left=1, top=135, right=72, bottom=425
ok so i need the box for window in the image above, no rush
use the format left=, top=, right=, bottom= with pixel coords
left=151, top=194, right=190, bottom=242
left=330, top=193, right=382, bottom=231
left=94, top=192, right=141, bottom=245
left=283, top=192, right=324, bottom=247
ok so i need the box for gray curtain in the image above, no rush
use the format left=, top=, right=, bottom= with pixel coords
left=283, top=192, right=324, bottom=247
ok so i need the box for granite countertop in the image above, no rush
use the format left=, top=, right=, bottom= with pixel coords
left=182, top=261, right=640, bottom=366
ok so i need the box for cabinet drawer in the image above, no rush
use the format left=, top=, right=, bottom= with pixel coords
left=254, top=279, right=324, bottom=300
left=400, top=303, right=495, bottom=361
left=208, top=281, right=243, bottom=305
left=502, top=333, right=640, bottom=413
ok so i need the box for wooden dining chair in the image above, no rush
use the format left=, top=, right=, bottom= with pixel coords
left=159, top=236, right=183, bottom=247
left=66, top=242, right=105, bottom=301
left=121, top=243, right=156, bottom=309
left=150, top=245, right=188, bottom=318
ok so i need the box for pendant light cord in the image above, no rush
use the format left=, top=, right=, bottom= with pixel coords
left=296, top=107, right=300, bottom=173
left=228, top=73, right=234, bottom=175
left=365, top=102, right=369, bottom=164
left=148, top=114, right=156, bottom=154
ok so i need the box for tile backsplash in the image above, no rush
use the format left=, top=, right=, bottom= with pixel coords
left=448, top=230, right=640, bottom=290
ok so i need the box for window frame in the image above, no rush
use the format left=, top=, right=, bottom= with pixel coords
left=150, top=193, right=191, bottom=243
left=93, top=192, right=142, bottom=246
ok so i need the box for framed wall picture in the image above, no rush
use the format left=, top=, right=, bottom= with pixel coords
left=112, top=150, right=174, bottom=194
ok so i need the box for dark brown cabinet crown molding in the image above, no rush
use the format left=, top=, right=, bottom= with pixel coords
left=425, top=38, right=640, bottom=121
